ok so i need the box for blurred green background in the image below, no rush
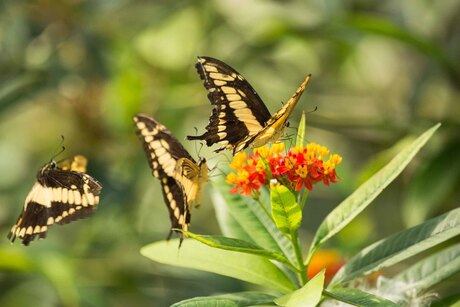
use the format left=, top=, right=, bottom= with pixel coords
left=1, top=0, right=459, bottom=306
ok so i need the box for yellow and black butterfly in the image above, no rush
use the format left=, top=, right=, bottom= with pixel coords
left=133, top=114, right=208, bottom=244
left=187, top=56, right=311, bottom=154
left=8, top=155, right=102, bottom=245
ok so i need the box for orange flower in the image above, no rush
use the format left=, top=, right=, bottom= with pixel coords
left=227, top=142, right=342, bottom=195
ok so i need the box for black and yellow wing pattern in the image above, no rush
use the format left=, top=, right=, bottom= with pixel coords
left=187, top=56, right=311, bottom=154
left=133, top=114, right=208, bottom=244
left=8, top=155, right=102, bottom=245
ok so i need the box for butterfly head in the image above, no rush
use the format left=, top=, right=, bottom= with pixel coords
left=39, top=160, right=57, bottom=177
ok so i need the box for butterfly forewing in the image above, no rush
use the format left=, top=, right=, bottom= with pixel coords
left=187, top=56, right=272, bottom=153
left=188, top=56, right=310, bottom=154
left=8, top=156, right=102, bottom=245
left=133, top=114, right=207, bottom=243
left=245, top=74, right=311, bottom=150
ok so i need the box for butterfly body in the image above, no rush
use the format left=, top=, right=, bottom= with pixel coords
left=8, top=155, right=102, bottom=246
left=133, top=114, right=207, bottom=242
left=187, top=56, right=311, bottom=154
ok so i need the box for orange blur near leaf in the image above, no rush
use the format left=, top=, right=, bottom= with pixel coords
left=307, top=249, right=345, bottom=285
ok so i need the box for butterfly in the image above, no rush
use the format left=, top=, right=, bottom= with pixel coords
left=133, top=114, right=208, bottom=244
left=187, top=56, right=311, bottom=154
left=8, top=155, right=102, bottom=245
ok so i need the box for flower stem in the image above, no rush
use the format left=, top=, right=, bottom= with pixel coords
left=299, top=188, right=309, bottom=210
left=255, top=197, right=275, bottom=223
left=290, top=231, right=307, bottom=285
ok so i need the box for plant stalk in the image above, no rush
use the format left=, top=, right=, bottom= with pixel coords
left=291, top=231, right=307, bottom=285
left=255, top=197, right=275, bottom=223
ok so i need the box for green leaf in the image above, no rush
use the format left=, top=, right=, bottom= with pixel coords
left=211, top=176, right=297, bottom=265
left=182, top=231, right=295, bottom=269
left=0, top=74, right=45, bottom=113
left=295, top=111, right=306, bottom=147
left=432, top=293, right=460, bottom=307
left=330, top=207, right=460, bottom=285
left=346, top=15, right=460, bottom=81
left=141, top=239, right=296, bottom=293
left=324, top=288, right=398, bottom=307
left=275, top=270, right=325, bottom=307
left=171, top=291, right=277, bottom=307
left=403, top=142, right=460, bottom=227
left=271, top=184, right=301, bottom=235
left=385, top=243, right=460, bottom=296
left=307, top=123, right=441, bottom=264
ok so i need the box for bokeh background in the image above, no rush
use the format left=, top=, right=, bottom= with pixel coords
left=1, top=1, right=459, bottom=306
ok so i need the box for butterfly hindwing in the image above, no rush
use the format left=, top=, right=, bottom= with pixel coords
left=133, top=114, right=207, bottom=243
left=8, top=156, right=102, bottom=245
left=188, top=56, right=310, bottom=154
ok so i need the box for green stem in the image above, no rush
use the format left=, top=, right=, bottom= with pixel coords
left=291, top=231, right=307, bottom=285
left=254, top=197, right=275, bottom=223
left=299, top=189, right=309, bottom=210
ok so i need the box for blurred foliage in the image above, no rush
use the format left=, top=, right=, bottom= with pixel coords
left=0, top=0, right=459, bottom=306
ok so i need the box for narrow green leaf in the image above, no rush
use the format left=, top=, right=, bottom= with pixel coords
left=324, top=288, right=398, bottom=307
left=0, top=74, right=45, bottom=113
left=385, top=243, right=460, bottom=296
left=141, top=239, right=296, bottom=293
left=275, top=270, right=325, bottom=307
left=432, top=293, right=460, bottom=307
left=212, top=184, right=256, bottom=243
left=346, top=15, right=460, bottom=82
left=182, top=231, right=294, bottom=269
left=403, top=142, right=460, bottom=227
left=330, top=207, right=460, bottom=285
left=295, top=111, right=306, bottom=147
left=212, top=176, right=297, bottom=265
left=271, top=184, right=301, bottom=235
left=171, top=291, right=277, bottom=307
left=308, top=124, right=441, bottom=263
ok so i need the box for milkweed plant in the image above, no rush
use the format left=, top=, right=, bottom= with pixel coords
left=141, top=114, right=460, bottom=306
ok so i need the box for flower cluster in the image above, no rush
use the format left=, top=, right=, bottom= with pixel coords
left=226, top=142, right=342, bottom=196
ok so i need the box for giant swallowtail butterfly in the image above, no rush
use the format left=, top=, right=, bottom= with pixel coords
left=133, top=114, right=208, bottom=244
left=8, top=155, right=102, bottom=245
left=187, top=56, right=311, bottom=154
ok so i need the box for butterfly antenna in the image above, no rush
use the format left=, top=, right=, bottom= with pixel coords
left=306, top=106, right=318, bottom=114
left=208, top=166, right=227, bottom=178
left=50, top=135, right=66, bottom=162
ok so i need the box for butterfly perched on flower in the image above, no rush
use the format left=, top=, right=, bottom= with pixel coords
left=8, top=155, right=102, bottom=245
left=133, top=114, right=208, bottom=244
left=187, top=56, right=311, bottom=155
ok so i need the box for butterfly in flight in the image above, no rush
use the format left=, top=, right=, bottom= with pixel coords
left=133, top=114, right=208, bottom=245
left=187, top=56, right=311, bottom=154
left=8, top=155, right=102, bottom=245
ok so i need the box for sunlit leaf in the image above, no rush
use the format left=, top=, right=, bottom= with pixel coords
left=171, top=291, right=277, bottom=307
left=331, top=207, right=460, bottom=285
left=141, top=239, right=296, bottom=293
left=275, top=270, right=325, bottom=307
left=182, top=231, right=294, bottom=269
left=212, top=176, right=297, bottom=265
left=324, top=288, right=398, bottom=307
left=271, top=183, right=301, bottom=235
left=307, top=123, right=441, bottom=264
left=295, top=111, right=306, bottom=147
